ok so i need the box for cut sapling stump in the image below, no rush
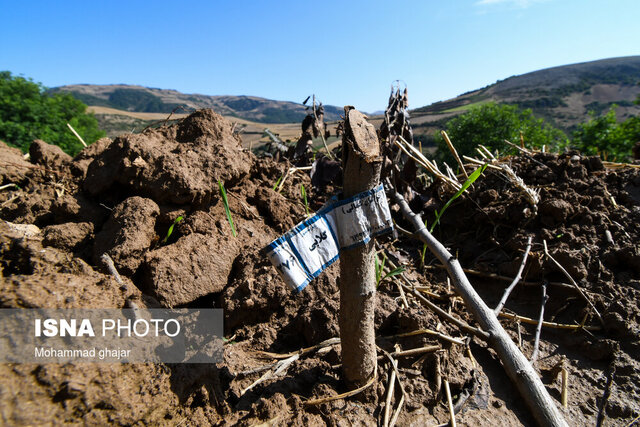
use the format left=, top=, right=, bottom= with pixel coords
left=338, top=107, right=382, bottom=389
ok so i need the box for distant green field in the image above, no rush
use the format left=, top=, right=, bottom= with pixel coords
left=442, top=99, right=492, bottom=113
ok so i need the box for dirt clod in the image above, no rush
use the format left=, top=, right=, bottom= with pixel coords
left=2, top=110, right=640, bottom=426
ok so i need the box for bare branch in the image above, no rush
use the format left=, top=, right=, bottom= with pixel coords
left=494, top=236, right=533, bottom=314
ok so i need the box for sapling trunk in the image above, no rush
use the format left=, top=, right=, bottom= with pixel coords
left=338, top=107, right=382, bottom=387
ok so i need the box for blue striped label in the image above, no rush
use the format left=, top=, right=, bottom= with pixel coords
left=267, top=184, right=393, bottom=292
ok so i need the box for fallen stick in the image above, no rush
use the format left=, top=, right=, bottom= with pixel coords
left=530, top=281, right=549, bottom=363
left=0, top=183, right=19, bottom=191
left=424, top=264, right=576, bottom=291
left=414, top=287, right=446, bottom=299
left=384, top=328, right=466, bottom=346
left=441, top=130, right=468, bottom=179
left=626, top=414, right=640, bottom=427
left=390, top=345, right=440, bottom=358
left=303, top=368, right=377, bottom=406
left=255, top=337, right=340, bottom=359
left=400, top=280, right=489, bottom=340
left=543, top=240, right=603, bottom=326
left=395, top=136, right=461, bottom=191
left=378, top=346, right=407, bottom=427
left=276, top=166, right=312, bottom=193
left=383, top=353, right=398, bottom=427
left=561, top=367, right=568, bottom=408
left=240, top=354, right=299, bottom=396
left=67, top=123, right=88, bottom=147
left=462, top=155, right=502, bottom=170
left=444, top=379, right=457, bottom=427
left=389, top=187, right=568, bottom=427
left=100, top=253, right=126, bottom=290
left=494, top=236, right=533, bottom=314
left=498, top=312, right=601, bottom=331
left=383, top=255, right=489, bottom=340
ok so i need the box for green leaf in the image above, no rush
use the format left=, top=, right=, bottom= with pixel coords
left=380, top=266, right=406, bottom=283
left=162, top=215, right=184, bottom=244
left=273, top=172, right=284, bottom=191
left=430, top=163, right=488, bottom=232
left=301, top=183, right=310, bottom=217
left=218, top=180, right=237, bottom=237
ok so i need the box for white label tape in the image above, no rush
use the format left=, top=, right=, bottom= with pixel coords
left=267, top=184, right=393, bottom=292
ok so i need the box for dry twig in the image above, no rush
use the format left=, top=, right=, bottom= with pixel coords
left=444, top=379, right=457, bottom=427
left=384, top=328, right=466, bottom=347
left=256, top=337, right=340, bottom=359
left=494, top=236, right=533, bottom=314
left=100, top=253, right=124, bottom=288
left=240, top=354, right=299, bottom=396
left=425, top=264, right=576, bottom=291
left=498, top=311, right=601, bottom=331
left=382, top=348, right=407, bottom=427
left=441, top=130, right=468, bottom=179
left=67, top=122, right=88, bottom=147
left=543, top=240, right=603, bottom=325
left=561, top=367, right=568, bottom=408
left=303, top=368, right=377, bottom=406
left=530, top=281, right=549, bottom=363
left=388, top=187, right=568, bottom=426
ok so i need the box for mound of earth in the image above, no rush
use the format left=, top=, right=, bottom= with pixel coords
left=1, top=109, right=639, bottom=425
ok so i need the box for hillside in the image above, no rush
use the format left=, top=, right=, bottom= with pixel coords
left=85, top=105, right=306, bottom=149
left=411, top=56, right=640, bottom=141
left=50, top=84, right=342, bottom=124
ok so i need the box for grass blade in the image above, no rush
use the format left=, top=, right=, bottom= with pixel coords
left=218, top=180, right=237, bottom=237
left=162, top=215, right=184, bottom=244
left=430, top=163, right=488, bottom=232
left=381, top=266, right=406, bottom=283
left=301, top=184, right=310, bottom=217
left=273, top=172, right=284, bottom=191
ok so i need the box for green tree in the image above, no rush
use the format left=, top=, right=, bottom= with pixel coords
left=0, top=71, right=105, bottom=155
left=435, top=102, right=568, bottom=165
left=572, top=106, right=640, bottom=162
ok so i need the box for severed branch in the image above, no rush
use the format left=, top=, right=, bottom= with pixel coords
left=396, top=277, right=489, bottom=340
left=101, top=253, right=126, bottom=291
left=388, top=186, right=568, bottom=427
left=380, top=346, right=404, bottom=427
left=425, top=264, right=576, bottom=291
left=530, top=280, right=549, bottom=363
left=561, top=367, right=568, bottom=408
left=240, top=354, right=299, bottom=396
left=67, top=123, right=88, bottom=147
left=441, top=130, right=468, bottom=180
left=543, top=240, right=604, bottom=326
left=380, top=251, right=489, bottom=340
left=444, top=379, right=457, bottom=427
left=495, top=236, right=533, bottom=314
left=303, top=368, right=377, bottom=406
left=498, top=311, right=601, bottom=331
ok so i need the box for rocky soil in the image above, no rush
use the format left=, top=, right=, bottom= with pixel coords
left=0, top=109, right=639, bottom=425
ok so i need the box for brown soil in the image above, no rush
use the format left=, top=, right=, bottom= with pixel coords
left=1, top=110, right=639, bottom=426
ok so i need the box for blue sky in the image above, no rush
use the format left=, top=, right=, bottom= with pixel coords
left=2, top=0, right=639, bottom=113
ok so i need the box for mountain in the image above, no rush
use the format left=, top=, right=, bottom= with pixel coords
left=410, top=56, right=640, bottom=140
left=50, top=84, right=343, bottom=124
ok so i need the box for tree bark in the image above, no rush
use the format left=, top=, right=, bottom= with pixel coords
left=389, top=188, right=568, bottom=427
left=339, top=107, right=382, bottom=387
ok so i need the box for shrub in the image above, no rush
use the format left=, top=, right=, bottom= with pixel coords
left=435, top=102, right=568, bottom=165
left=0, top=71, right=105, bottom=155
left=572, top=106, right=640, bottom=162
